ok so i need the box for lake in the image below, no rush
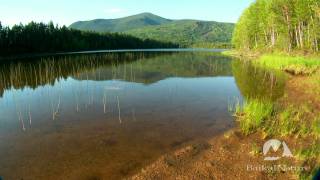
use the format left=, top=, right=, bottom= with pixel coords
left=0, top=50, right=285, bottom=179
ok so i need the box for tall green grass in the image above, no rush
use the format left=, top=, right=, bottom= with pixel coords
left=254, top=55, right=320, bottom=75
left=277, top=108, right=301, bottom=136
left=234, top=99, right=320, bottom=138
left=234, top=99, right=274, bottom=135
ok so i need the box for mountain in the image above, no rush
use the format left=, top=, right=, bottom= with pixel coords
left=126, top=20, right=234, bottom=47
left=69, top=13, right=172, bottom=32
left=69, top=13, right=234, bottom=47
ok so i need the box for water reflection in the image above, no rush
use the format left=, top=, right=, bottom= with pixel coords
left=0, top=51, right=239, bottom=179
left=0, top=52, right=161, bottom=97
left=0, top=52, right=233, bottom=97
left=0, top=51, right=289, bottom=179
left=74, top=53, right=233, bottom=83
left=232, top=60, right=286, bottom=101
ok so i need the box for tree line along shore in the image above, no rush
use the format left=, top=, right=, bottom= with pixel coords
left=0, top=21, right=178, bottom=57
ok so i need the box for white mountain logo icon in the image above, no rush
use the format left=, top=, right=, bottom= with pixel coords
left=263, top=139, right=293, bottom=161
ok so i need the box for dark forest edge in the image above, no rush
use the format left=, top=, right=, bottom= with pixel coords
left=0, top=21, right=179, bottom=58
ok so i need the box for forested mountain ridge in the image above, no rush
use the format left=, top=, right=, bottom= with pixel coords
left=126, top=20, right=234, bottom=47
left=69, top=13, right=234, bottom=47
left=232, top=0, right=320, bottom=52
left=70, top=13, right=172, bottom=32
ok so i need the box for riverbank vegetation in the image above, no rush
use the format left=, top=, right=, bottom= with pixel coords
left=228, top=0, right=320, bottom=74
left=254, top=54, right=320, bottom=75
left=228, top=0, right=320, bottom=179
left=232, top=88, right=320, bottom=179
left=229, top=59, right=320, bottom=179
left=0, top=21, right=178, bottom=57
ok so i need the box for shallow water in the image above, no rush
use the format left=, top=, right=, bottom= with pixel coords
left=0, top=51, right=285, bottom=179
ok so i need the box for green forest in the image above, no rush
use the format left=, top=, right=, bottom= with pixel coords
left=70, top=13, right=234, bottom=48
left=232, top=0, right=320, bottom=52
left=126, top=20, right=233, bottom=48
left=0, top=21, right=178, bottom=56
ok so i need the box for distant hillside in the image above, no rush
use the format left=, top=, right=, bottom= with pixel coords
left=126, top=20, right=234, bottom=47
left=69, top=13, right=235, bottom=47
left=69, top=13, right=172, bottom=32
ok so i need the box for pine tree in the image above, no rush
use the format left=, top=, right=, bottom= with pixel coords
left=0, top=22, right=178, bottom=56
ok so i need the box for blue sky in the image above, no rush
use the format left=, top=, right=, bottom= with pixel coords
left=0, top=0, right=254, bottom=26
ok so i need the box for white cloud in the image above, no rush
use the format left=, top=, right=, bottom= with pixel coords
left=104, top=8, right=125, bottom=14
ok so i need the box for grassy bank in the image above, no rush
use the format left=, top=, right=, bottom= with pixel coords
left=232, top=97, right=320, bottom=179
left=223, top=50, right=320, bottom=179
left=223, top=50, right=320, bottom=75
left=254, top=54, right=320, bottom=75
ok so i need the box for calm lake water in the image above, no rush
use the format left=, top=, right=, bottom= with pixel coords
left=0, top=50, right=285, bottom=179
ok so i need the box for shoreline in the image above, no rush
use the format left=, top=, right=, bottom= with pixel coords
left=0, top=48, right=228, bottom=61
left=129, top=129, right=308, bottom=179
left=128, top=51, right=320, bottom=179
